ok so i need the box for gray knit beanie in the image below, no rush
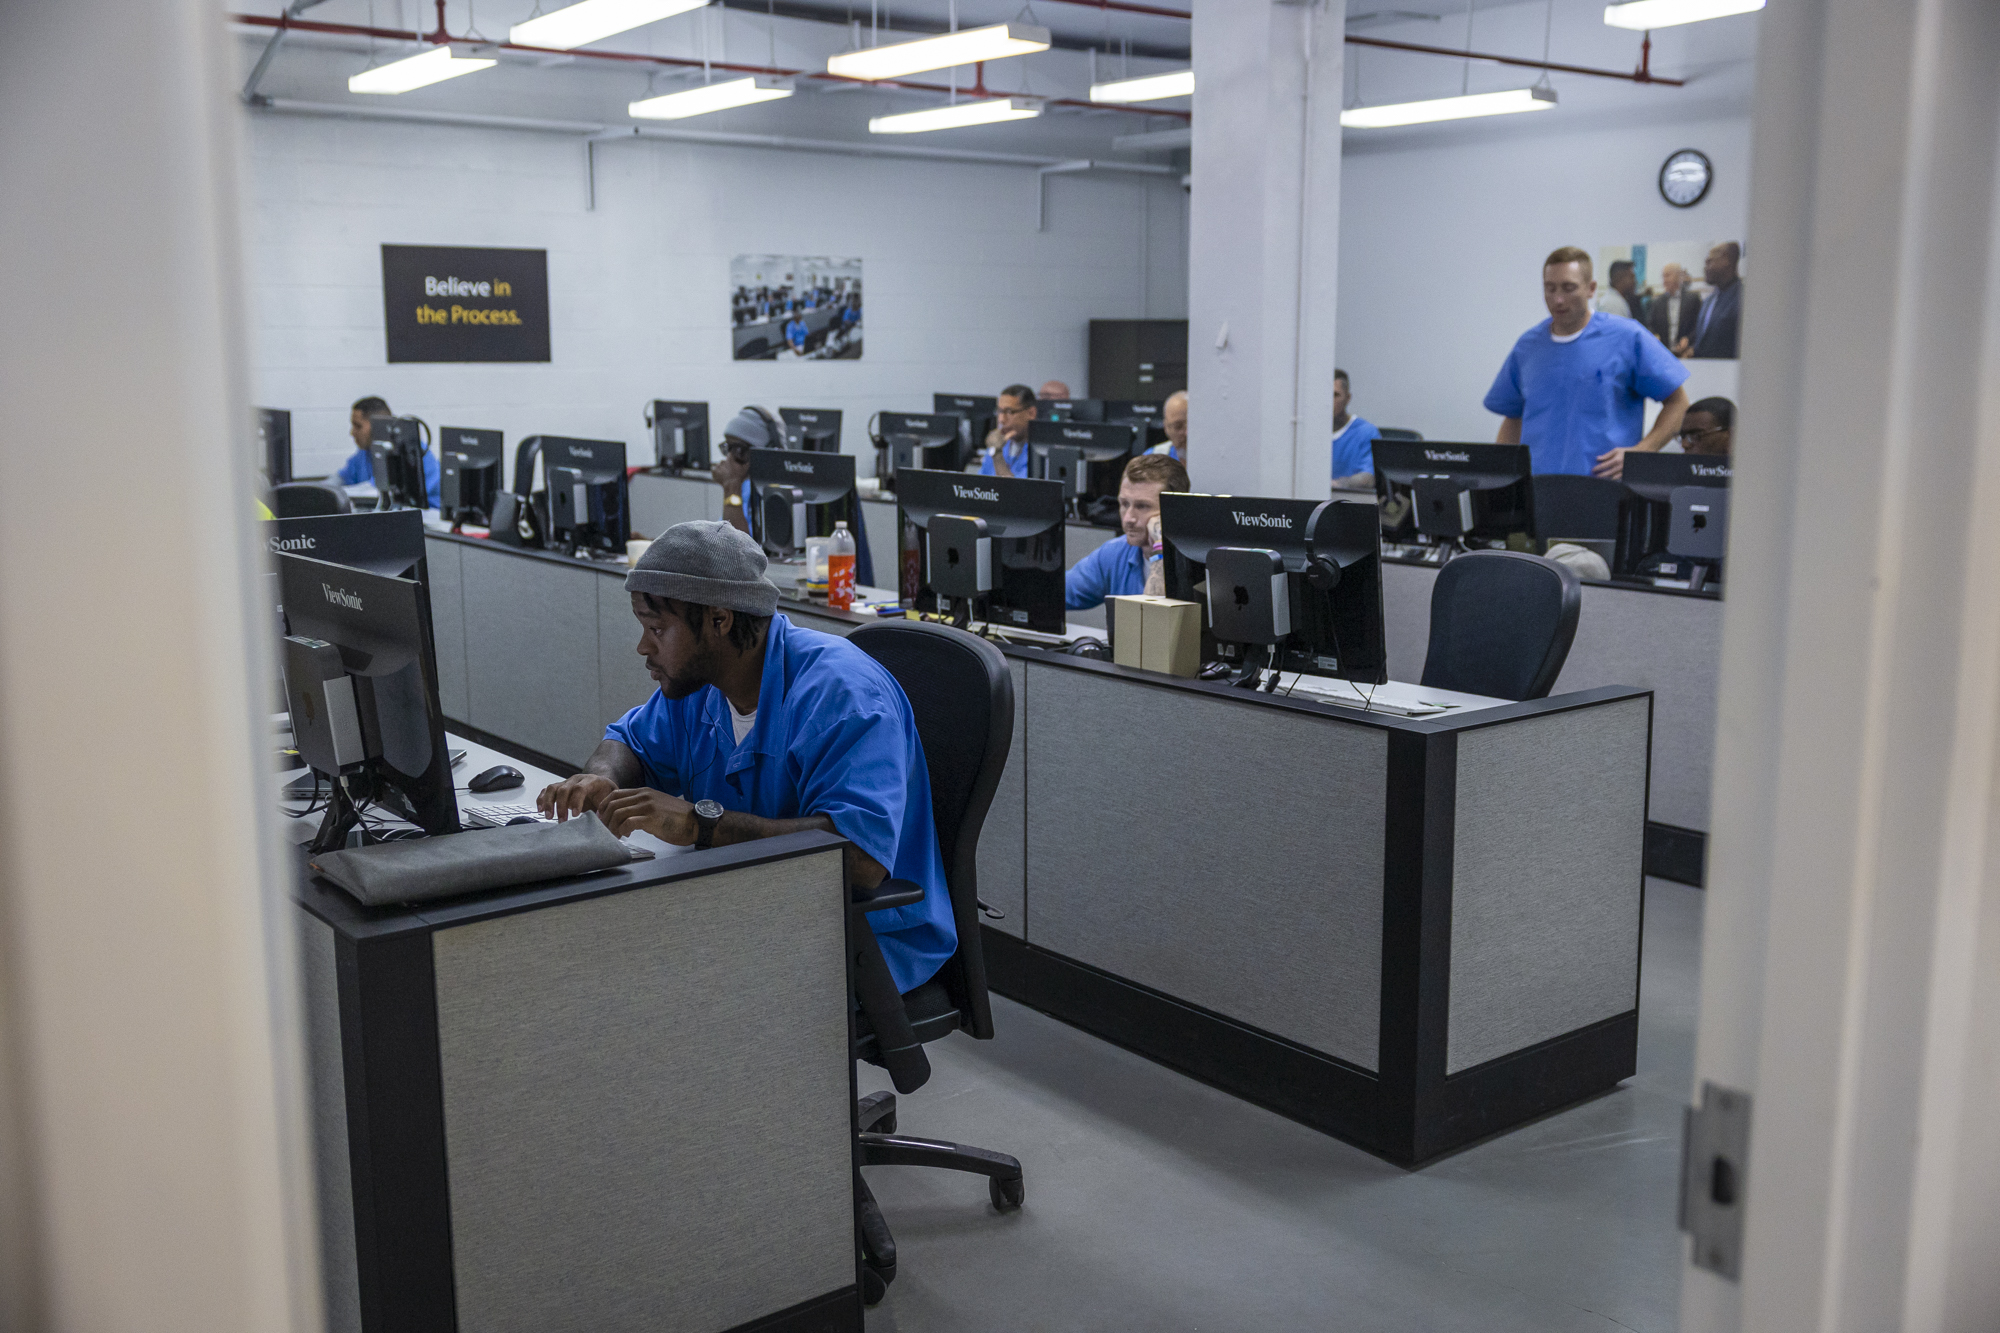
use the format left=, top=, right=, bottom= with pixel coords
left=624, top=520, right=780, bottom=616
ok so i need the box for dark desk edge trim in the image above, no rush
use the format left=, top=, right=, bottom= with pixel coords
left=294, top=830, right=850, bottom=939
left=725, top=1285, right=862, bottom=1333
left=444, top=716, right=579, bottom=777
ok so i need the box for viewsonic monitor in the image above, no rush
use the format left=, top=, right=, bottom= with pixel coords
left=1371, top=440, right=1534, bottom=546
left=1041, top=398, right=1105, bottom=424
left=875, top=411, right=964, bottom=486
left=437, top=426, right=504, bottom=526
left=535, top=436, right=629, bottom=555
left=368, top=416, right=430, bottom=511
left=277, top=552, right=459, bottom=852
left=263, top=509, right=428, bottom=581
left=647, top=400, right=711, bottom=471
left=896, top=468, right=1066, bottom=634
left=257, top=407, right=292, bottom=486
left=1102, top=399, right=1168, bottom=449
left=933, top=394, right=998, bottom=468
left=1028, top=420, right=1137, bottom=514
left=779, top=407, right=844, bottom=453
left=1160, top=493, right=1387, bottom=685
left=747, top=448, right=858, bottom=558
left=1621, top=452, right=1732, bottom=586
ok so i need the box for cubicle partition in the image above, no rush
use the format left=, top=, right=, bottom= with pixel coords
left=294, top=829, right=863, bottom=1333
left=420, top=532, right=1656, bottom=1166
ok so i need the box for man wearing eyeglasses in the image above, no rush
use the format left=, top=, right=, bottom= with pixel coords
left=1677, top=397, right=1734, bottom=456
left=981, top=384, right=1038, bottom=477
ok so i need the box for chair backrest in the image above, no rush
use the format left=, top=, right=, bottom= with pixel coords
left=1530, top=473, right=1626, bottom=543
left=274, top=480, right=351, bottom=518
left=1376, top=427, right=1424, bottom=441
left=847, top=621, right=1013, bottom=1041
left=1420, top=550, right=1581, bottom=701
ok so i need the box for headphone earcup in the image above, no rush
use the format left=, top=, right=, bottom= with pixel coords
left=1305, top=557, right=1341, bottom=592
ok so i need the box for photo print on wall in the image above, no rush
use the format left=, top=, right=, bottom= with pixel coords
left=1593, top=240, right=1745, bottom=360
left=731, top=255, right=863, bottom=361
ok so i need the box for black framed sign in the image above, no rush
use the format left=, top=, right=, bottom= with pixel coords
left=381, top=244, right=550, bottom=363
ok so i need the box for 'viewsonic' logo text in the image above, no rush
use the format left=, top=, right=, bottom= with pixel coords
left=321, top=583, right=363, bottom=611
left=1232, top=511, right=1292, bottom=529
left=952, top=485, right=1000, bottom=503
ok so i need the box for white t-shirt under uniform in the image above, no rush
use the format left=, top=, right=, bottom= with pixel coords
left=730, top=704, right=756, bottom=746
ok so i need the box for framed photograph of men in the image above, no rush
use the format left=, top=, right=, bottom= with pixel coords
left=1595, top=240, right=1744, bottom=360
left=730, top=255, right=863, bottom=361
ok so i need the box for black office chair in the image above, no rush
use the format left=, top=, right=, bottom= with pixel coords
left=1420, top=550, right=1581, bottom=701
left=1376, top=426, right=1425, bottom=441
left=1530, top=473, right=1625, bottom=543
left=844, top=620, right=1022, bottom=1305
left=273, top=480, right=351, bottom=518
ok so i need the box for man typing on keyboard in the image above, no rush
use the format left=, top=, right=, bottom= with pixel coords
left=536, top=521, right=957, bottom=994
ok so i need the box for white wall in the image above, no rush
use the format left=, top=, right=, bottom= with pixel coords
left=1336, top=110, right=1751, bottom=444
left=241, top=112, right=1189, bottom=480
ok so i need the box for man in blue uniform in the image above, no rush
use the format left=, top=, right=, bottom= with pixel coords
left=1329, top=369, right=1380, bottom=491
left=981, top=384, right=1037, bottom=477
left=1484, top=246, right=1690, bottom=481
left=537, top=521, right=954, bottom=993
left=1147, top=390, right=1189, bottom=466
left=1065, top=452, right=1189, bottom=610
left=333, top=394, right=441, bottom=507
left=785, top=312, right=810, bottom=355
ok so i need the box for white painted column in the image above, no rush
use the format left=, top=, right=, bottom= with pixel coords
left=1683, top=0, right=2000, bottom=1329
left=0, top=2, right=318, bottom=1331
left=1187, top=0, right=1345, bottom=499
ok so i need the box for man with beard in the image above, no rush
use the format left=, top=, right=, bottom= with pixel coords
left=537, top=520, right=955, bottom=993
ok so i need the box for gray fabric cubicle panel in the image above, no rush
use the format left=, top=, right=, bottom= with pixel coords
left=1024, top=664, right=1386, bottom=1069
left=975, top=658, right=1027, bottom=937
left=1445, top=697, right=1649, bottom=1075
left=860, top=497, right=900, bottom=593
left=459, top=544, right=602, bottom=769
left=596, top=575, right=656, bottom=730
left=297, top=911, right=361, bottom=1333
left=1379, top=562, right=1437, bottom=684
left=431, top=850, right=854, bottom=1333
left=629, top=472, right=720, bottom=540
left=426, top=537, right=469, bottom=722
left=1553, top=585, right=1718, bottom=831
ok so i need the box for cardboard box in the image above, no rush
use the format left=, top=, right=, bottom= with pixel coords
left=1139, top=597, right=1201, bottom=678
left=1107, top=595, right=1149, bottom=669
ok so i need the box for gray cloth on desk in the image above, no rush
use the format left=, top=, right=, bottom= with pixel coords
left=310, top=813, right=639, bottom=906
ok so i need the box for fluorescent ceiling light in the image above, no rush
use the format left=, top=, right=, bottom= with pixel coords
left=1604, top=0, right=1763, bottom=28
left=1341, top=85, right=1557, bottom=129
left=828, top=24, right=1051, bottom=81
left=510, top=0, right=709, bottom=51
left=629, top=76, right=793, bottom=119
left=1090, top=69, right=1194, bottom=104
left=349, top=45, right=497, bottom=94
left=869, top=97, right=1042, bottom=134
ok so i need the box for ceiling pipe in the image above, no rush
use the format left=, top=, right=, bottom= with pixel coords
left=1344, top=32, right=1686, bottom=87
left=240, top=0, right=334, bottom=103
left=228, top=12, right=1194, bottom=121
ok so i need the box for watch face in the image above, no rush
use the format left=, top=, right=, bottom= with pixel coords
left=1659, top=149, right=1713, bottom=208
left=694, top=799, right=723, bottom=819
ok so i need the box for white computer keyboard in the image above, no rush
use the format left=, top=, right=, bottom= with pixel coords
left=461, top=802, right=553, bottom=829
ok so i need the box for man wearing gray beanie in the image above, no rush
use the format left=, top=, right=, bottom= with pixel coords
left=537, top=519, right=956, bottom=994
left=711, top=405, right=784, bottom=538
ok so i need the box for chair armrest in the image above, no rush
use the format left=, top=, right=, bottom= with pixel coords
left=851, top=878, right=925, bottom=912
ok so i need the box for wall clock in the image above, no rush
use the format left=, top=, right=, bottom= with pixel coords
left=1660, top=149, right=1713, bottom=208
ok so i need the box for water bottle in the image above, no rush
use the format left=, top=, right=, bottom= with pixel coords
left=828, top=521, right=857, bottom=611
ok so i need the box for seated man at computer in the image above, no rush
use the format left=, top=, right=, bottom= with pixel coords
left=1065, top=452, right=1189, bottom=611
left=333, top=394, right=442, bottom=507
left=784, top=311, right=810, bottom=356
left=982, top=384, right=1038, bottom=477
left=537, top=521, right=956, bottom=994
left=1678, top=396, right=1734, bottom=456
left=710, top=405, right=783, bottom=536
left=1148, top=390, right=1188, bottom=465
left=1330, top=369, right=1380, bottom=492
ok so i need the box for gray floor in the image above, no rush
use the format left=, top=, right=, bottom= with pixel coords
left=864, top=878, right=1702, bottom=1332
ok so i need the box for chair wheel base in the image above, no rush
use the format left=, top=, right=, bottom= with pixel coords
left=989, top=1174, right=1025, bottom=1211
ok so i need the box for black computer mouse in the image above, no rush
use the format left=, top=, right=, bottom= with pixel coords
left=468, top=764, right=525, bottom=793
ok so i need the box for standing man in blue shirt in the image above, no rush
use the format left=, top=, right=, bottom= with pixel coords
left=1329, top=369, right=1381, bottom=491
left=1065, top=452, right=1189, bottom=610
left=537, top=521, right=956, bottom=994
left=333, top=394, right=442, bottom=507
left=1484, top=246, right=1691, bottom=481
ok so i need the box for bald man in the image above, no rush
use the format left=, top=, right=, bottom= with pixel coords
left=1688, top=242, right=1743, bottom=359
left=1147, top=390, right=1187, bottom=465
left=1646, top=262, right=1703, bottom=358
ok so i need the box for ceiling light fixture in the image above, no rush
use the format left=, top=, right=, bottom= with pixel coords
left=869, top=97, right=1042, bottom=134
left=828, top=24, right=1051, bottom=82
left=348, top=45, right=497, bottom=94
left=1089, top=69, right=1194, bottom=104
left=1341, top=85, right=1557, bottom=128
left=1603, top=0, right=1764, bottom=28
left=629, top=75, right=794, bottom=118
left=509, top=0, right=710, bottom=51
